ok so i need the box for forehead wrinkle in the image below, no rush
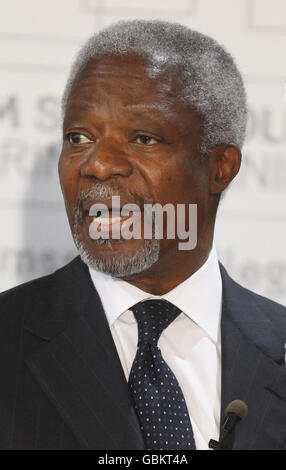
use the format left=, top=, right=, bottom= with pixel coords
left=123, top=103, right=179, bottom=127
left=76, top=60, right=152, bottom=94
left=66, top=94, right=181, bottom=120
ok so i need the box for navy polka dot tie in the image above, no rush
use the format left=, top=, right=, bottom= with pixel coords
left=128, top=299, right=196, bottom=450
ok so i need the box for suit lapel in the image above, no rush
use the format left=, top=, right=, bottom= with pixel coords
left=24, top=256, right=145, bottom=450
left=220, top=265, right=286, bottom=449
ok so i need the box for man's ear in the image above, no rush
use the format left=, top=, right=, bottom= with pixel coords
left=208, top=145, right=241, bottom=194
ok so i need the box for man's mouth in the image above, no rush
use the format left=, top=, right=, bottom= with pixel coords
left=91, top=208, right=141, bottom=234
left=81, top=197, right=143, bottom=237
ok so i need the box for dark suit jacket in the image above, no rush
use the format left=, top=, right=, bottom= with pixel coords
left=0, top=255, right=285, bottom=450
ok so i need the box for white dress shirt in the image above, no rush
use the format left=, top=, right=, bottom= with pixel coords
left=88, top=247, right=222, bottom=450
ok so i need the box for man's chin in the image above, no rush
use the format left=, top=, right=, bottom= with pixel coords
left=74, top=236, right=160, bottom=278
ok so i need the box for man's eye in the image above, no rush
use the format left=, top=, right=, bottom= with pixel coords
left=66, top=132, right=92, bottom=144
left=135, top=135, right=158, bottom=145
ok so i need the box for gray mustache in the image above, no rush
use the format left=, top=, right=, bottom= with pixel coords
left=78, top=183, right=122, bottom=201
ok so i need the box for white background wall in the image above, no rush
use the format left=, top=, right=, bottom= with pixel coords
left=1, top=0, right=286, bottom=305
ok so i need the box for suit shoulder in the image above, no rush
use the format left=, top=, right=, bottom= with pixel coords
left=220, top=264, right=286, bottom=326
left=0, top=256, right=80, bottom=325
left=236, top=278, right=285, bottom=317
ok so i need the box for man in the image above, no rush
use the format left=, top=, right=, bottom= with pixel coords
left=0, top=20, right=285, bottom=450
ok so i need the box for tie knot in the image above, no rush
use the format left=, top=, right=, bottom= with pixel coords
left=132, top=299, right=181, bottom=346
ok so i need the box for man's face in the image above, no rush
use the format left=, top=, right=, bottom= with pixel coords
left=58, top=53, right=210, bottom=278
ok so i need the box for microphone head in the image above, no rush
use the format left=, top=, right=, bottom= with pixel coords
left=225, top=400, right=248, bottom=421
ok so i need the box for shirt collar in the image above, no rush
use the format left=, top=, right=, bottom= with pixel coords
left=88, top=246, right=222, bottom=343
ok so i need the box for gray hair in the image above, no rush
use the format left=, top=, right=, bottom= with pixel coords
left=62, top=19, right=247, bottom=158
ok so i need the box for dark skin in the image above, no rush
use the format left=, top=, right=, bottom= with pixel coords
left=58, top=53, right=241, bottom=295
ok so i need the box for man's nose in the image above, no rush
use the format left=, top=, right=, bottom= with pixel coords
left=80, top=138, right=133, bottom=181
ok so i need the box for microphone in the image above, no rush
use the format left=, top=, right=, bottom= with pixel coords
left=209, top=400, right=248, bottom=450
